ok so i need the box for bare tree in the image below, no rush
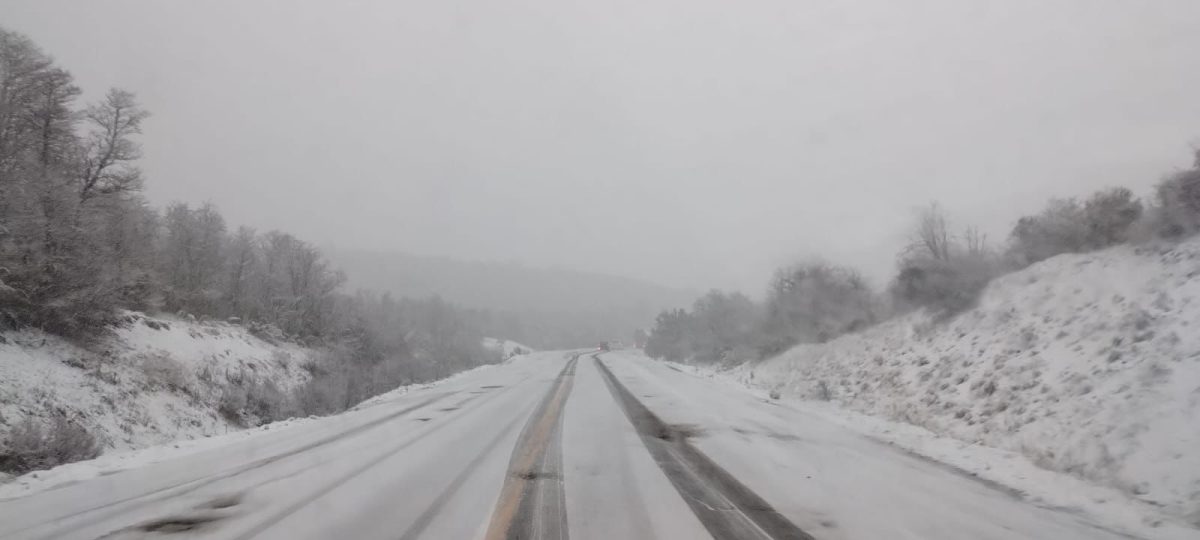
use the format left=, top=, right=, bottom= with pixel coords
left=77, top=89, right=148, bottom=204
left=160, top=202, right=226, bottom=312
left=893, top=203, right=1004, bottom=315
left=225, top=226, right=259, bottom=317
left=910, top=202, right=952, bottom=261
left=964, top=226, right=988, bottom=256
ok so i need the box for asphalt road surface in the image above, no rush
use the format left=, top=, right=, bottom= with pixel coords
left=0, top=351, right=1137, bottom=539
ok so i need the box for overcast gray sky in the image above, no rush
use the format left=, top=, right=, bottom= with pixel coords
left=3, top=0, right=1199, bottom=293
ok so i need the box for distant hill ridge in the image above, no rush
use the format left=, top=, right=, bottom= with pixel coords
left=328, top=249, right=697, bottom=314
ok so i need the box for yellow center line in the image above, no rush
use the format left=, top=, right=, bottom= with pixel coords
left=484, top=364, right=574, bottom=540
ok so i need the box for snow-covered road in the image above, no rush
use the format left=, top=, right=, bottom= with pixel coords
left=0, top=350, right=1147, bottom=539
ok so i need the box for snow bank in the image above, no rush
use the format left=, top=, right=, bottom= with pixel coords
left=740, top=238, right=1200, bottom=524
left=0, top=312, right=314, bottom=455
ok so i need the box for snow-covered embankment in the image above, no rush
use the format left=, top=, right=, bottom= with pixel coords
left=739, top=238, right=1200, bottom=524
left=0, top=313, right=314, bottom=456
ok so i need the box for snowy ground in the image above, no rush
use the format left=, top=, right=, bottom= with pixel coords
left=0, top=350, right=1183, bottom=539
left=732, top=237, right=1200, bottom=527
left=0, top=312, right=314, bottom=454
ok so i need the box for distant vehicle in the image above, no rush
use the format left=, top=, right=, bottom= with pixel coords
left=597, top=342, right=611, bottom=352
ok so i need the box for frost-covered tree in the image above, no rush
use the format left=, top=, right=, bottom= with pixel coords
left=0, top=29, right=124, bottom=335
left=688, top=290, right=759, bottom=364
left=1008, top=187, right=1142, bottom=266
left=644, top=309, right=693, bottom=362
left=160, top=202, right=227, bottom=313
left=1008, top=198, right=1088, bottom=265
left=224, top=226, right=259, bottom=316
left=1082, top=187, right=1142, bottom=248
left=1149, top=151, right=1200, bottom=238
left=761, top=263, right=875, bottom=355
left=77, top=89, right=148, bottom=205
left=0, top=28, right=54, bottom=189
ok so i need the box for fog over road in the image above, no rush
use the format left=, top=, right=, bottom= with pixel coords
left=0, top=351, right=1133, bottom=540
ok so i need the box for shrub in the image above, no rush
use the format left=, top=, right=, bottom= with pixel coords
left=644, top=309, right=693, bottom=362
left=1008, top=199, right=1089, bottom=265
left=761, top=263, right=876, bottom=350
left=244, top=380, right=292, bottom=425
left=0, top=416, right=101, bottom=474
left=291, top=351, right=409, bottom=416
left=217, top=387, right=249, bottom=425
left=215, top=379, right=296, bottom=427
left=889, top=203, right=1004, bottom=316
left=1148, top=164, right=1200, bottom=238
left=1008, top=187, right=1142, bottom=266
left=293, top=371, right=353, bottom=417
left=139, top=353, right=195, bottom=395
left=815, top=380, right=832, bottom=401
left=1082, top=187, right=1143, bottom=247
left=892, top=253, right=1000, bottom=315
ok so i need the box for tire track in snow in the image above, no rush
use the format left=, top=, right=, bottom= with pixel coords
left=396, top=408, right=527, bottom=540
left=593, top=354, right=814, bottom=540
left=15, top=391, right=461, bottom=540
left=222, top=380, right=529, bottom=540
left=484, top=353, right=579, bottom=540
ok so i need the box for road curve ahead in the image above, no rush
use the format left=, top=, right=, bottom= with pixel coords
left=0, top=351, right=1137, bottom=540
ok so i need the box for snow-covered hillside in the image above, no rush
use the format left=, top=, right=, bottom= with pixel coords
left=0, top=313, right=314, bottom=455
left=740, top=238, right=1200, bottom=523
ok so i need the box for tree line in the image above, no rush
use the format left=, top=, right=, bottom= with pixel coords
left=0, top=28, right=498, bottom=413
left=647, top=152, right=1200, bottom=365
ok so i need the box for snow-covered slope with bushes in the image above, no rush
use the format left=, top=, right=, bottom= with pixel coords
left=740, top=238, right=1200, bottom=523
left=0, top=313, right=314, bottom=456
